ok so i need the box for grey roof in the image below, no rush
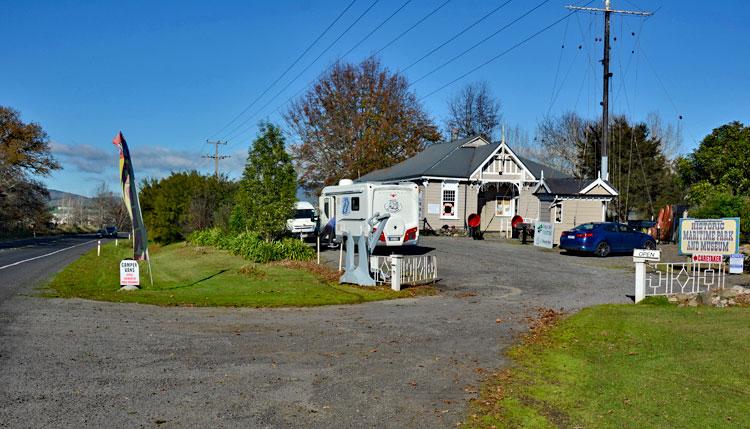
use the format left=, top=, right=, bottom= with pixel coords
left=515, top=156, right=570, bottom=179
left=358, top=137, right=500, bottom=181
left=359, top=136, right=571, bottom=182
left=537, top=178, right=617, bottom=195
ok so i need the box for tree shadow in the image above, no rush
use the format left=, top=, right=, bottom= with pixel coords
left=162, top=269, right=229, bottom=290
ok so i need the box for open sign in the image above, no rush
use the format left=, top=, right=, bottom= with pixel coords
left=120, top=260, right=140, bottom=286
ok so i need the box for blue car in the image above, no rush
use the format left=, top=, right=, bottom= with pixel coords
left=559, top=222, right=656, bottom=257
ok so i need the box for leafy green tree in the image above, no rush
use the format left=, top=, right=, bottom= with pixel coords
left=691, top=192, right=750, bottom=243
left=678, top=121, right=750, bottom=200
left=231, top=123, right=297, bottom=241
left=140, top=171, right=237, bottom=243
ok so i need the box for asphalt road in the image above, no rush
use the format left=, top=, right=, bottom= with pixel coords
left=0, top=235, right=102, bottom=304
left=0, top=236, right=631, bottom=428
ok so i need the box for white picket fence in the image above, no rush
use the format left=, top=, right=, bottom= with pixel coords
left=645, top=262, right=726, bottom=296
left=370, top=255, right=438, bottom=286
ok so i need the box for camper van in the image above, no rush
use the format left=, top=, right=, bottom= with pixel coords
left=286, top=201, right=317, bottom=239
left=319, top=180, right=419, bottom=247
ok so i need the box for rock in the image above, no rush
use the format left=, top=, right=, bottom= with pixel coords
left=728, top=299, right=737, bottom=306
left=674, top=293, right=690, bottom=302
left=667, top=295, right=679, bottom=303
left=731, top=285, right=750, bottom=295
left=687, top=300, right=699, bottom=307
left=720, top=289, right=739, bottom=299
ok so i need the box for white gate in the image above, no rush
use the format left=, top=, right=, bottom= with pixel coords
left=645, top=262, right=726, bottom=296
left=370, top=255, right=437, bottom=286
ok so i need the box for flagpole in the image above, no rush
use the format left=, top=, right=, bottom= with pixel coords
left=146, top=249, right=154, bottom=286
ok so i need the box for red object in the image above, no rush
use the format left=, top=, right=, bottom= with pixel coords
left=403, top=227, right=418, bottom=242
left=692, top=254, right=722, bottom=263
left=372, top=227, right=386, bottom=242
left=467, top=213, right=481, bottom=228
left=576, top=232, right=594, bottom=238
left=511, top=215, right=524, bottom=229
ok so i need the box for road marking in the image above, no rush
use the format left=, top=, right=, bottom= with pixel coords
left=0, top=239, right=97, bottom=271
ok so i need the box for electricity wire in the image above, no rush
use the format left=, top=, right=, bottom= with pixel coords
left=208, top=0, right=357, bottom=140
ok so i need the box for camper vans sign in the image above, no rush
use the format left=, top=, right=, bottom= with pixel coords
left=678, top=218, right=740, bottom=256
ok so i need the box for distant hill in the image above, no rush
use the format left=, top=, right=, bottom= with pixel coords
left=48, top=189, right=90, bottom=204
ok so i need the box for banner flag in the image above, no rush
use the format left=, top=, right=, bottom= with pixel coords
left=112, top=131, right=149, bottom=261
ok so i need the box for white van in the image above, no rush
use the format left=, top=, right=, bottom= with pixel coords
left=286, top=201, right=317, bottom=238
left=318, top=180, right=419, bottom=246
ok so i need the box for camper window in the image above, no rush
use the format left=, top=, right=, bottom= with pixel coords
left=351, top=197, right=360, bottom=211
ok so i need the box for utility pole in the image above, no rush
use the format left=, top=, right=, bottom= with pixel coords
left=566, top=1, right=651, bottom=181
left=203, top=140, right=229, bottom=177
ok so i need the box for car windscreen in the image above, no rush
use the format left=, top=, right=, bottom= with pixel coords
left=294, top=209, right=315, bottom=220
left=573, top=223, right=595, bottom=231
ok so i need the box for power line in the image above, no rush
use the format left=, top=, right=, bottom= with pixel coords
left=401, top=0, right=514, bottom=73
left=339, top=0, right=413, bottom=59
left=411, top=0, right=552, bottom=86
left=221, top=0, right=381, bottom=143
left=372, top=0, right=451, bottom=57
left=208, top=0, right=357, bottom=141
left=419, top=2, right=594, bottom=101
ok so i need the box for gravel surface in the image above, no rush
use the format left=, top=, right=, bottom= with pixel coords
left=0, top=236, right=632, bottom=428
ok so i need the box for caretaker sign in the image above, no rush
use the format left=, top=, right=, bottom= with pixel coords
left=120, top=260, right=140, bottom=286
left=534, top=221, right=554, bottom=249
left=679, top=218, right=740, bottom=256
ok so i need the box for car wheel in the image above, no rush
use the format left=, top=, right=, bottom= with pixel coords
left=644, top=240, right=656, bottom=250
left=595, top=242, right=610, bottom=257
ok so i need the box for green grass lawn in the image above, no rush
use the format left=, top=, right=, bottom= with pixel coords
left=466, top=303, right=750, bottom=428
left=44, top=241, right=433, bottom=307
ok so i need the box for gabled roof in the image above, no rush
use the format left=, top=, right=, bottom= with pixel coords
left=359, top=136, right=501, bottom=182
left=534, top=177, right=618, bottom=196
left=515, top=156, right=570, bottom=179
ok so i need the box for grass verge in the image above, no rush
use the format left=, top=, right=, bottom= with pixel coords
left=465, top=304, right=750, bottom=428
left=43, top=241, right=435, bottom=307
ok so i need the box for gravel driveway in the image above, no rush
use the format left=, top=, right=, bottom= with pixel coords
left=0, top=236, right=632, bottom=428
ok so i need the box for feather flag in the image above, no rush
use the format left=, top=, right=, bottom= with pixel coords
left=112, top=131, right=149, bottom=261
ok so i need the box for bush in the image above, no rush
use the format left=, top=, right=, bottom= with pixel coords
left=187, top=228, right=315, bottom=263
left=691, top=192, right=750, bottom=243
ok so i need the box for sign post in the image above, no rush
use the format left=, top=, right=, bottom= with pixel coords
left=119, top=259, right=140, bottom=291
left=533, top=222, right=554, bottom=249
left=633, top=249, right=661, bottom=303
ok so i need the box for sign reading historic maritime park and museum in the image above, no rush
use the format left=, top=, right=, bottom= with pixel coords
left=678, top=218, right=741, bottom=256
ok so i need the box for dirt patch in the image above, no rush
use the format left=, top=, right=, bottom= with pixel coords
left=272, top=260, right=341, bottom=283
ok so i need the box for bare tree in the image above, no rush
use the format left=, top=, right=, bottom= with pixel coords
left=445, top=81, right=502, bottom=140
left=646, top=112, right=682, bottom=160
left=535, top=112, right=589, bottom=175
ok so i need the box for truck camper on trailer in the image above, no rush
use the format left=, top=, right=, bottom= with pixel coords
left=318, top=179, right=419, bottom=247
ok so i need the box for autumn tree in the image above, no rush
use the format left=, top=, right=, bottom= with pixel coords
left=0, top=106, right=60, bottom=234
left=285, top=57, right=440, bottom=194
left=231, top=123, right=296, bottom=241
left=445, top=81, right=502, bottom=140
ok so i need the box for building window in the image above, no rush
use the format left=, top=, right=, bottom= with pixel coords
left=441, top=182, right=459, bottom=219
left=495, top=198, right=514, bottom=216
left=553, top=204, right=563, bottom=223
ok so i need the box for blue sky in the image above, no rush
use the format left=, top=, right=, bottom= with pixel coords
left=2, top=0, right=748, bottom=196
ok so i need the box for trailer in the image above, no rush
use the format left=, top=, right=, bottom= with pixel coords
left=319, top=180, right=419, bottom=247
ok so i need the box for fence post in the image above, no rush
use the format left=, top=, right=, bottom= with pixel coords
left=634, top=258, right=646, bottom=303
left=97, top=240, right=101, bottom=257
left=316, top=234, right=320, bottom=265
left=391, top=254, right=403, bottom=291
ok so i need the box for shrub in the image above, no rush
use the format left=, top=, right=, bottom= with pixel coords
left=187, top=228, right=315, bottom=263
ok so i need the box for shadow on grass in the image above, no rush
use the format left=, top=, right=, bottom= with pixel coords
left=160, top=269, right=229, bottom=290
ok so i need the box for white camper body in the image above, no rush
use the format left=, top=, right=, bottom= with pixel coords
left=319, top=181, right=419, bottom=246
left=286, top=201, right=317, bottom=238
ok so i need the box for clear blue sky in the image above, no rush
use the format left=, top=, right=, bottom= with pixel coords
left=2, top=0, right=748, bottom=196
